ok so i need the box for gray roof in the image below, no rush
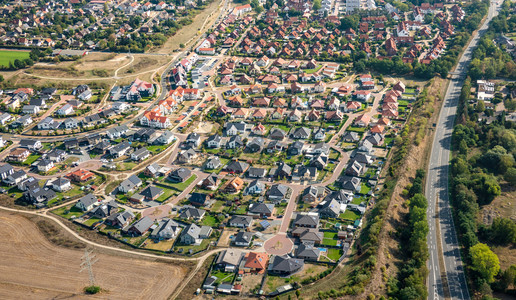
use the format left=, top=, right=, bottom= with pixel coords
left=139, top=185, right=163, bottom=199
left=78, top=193, right=97, bottom=208
left=268, top=184, right=289, bottom=198
left=182, top=223, right=201, bottom=239
left=119, top=174, right=142, bottom=191
left=110, top=141, right=131, bottom=153
left=234, top=231, right=253, bottom=244
left=249, top=203, right=274, bottom=214
left=293, top=214, right=319, bottom=227
left=132, top=147, right=150, bottom=158
left=247, top=167, right=267, bottom=177
left=295, top=244, right=320, bottom=259
left=130, top=216, right=154, bottom=234
left=107, top=210, right=134, bottom=226
left=151, top=219, right=179, bottom=239
left=225, top=160, right=249, bottom=173
left=342, top=131, right=360, bottom=142
left=291, top=127, right=311, bottom=138
left=229, top=215, right=253, bottom=227
left=170, top=167, right=192, bottom=180
left=179, top=207, right=206, bottom=219
left=269, top=255, right=304, bottom=273
left=319, top=199, right=340, bottom=217
left=146, top=163, right=161, bottom=175
left=206, top=134, right=221, bottom=143
left=269, top=128, right=286, bottom=139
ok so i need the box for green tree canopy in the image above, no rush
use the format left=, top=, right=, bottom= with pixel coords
left=470, top=243, right=500, bottom=283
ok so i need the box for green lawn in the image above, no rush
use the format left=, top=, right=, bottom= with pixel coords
left=52, top=205, right=84, bottom=219
left=322, top=238, right=338, bottom=246
left=24, top=154, right=41, bottom=166
left=305, top=65, right=323, bottom=74
left=328, top=149, right=340, bottom=160
left=233, top=204, right=248, bottom=215
left=326, top=248, right=343, bottom=261
left=210, top=200, right=225, bottom=212
left=174, top=237, right=213, bottom=254
left=147, top=143, right=172, bottom=154
left=363, top=167, right=377, bottom=178
left=84, top=217, right=103, bottom=227
left=167, top=174, right=198, bottom=191
left=340, top=210, right=361, bottom=221
left=351, top=196, right=367, bottom=205
left=347, top=126, right=367, bottom=133
left=117, top=162, right=138, bottom=171
left=359, top=183, right=371, bottom=195
left=211, top=270, right=236, bottom=284
left=0, top=50, right=30, bottom=67
left=398, top=100, right=410, bottom=106
left=155, top=187, right=177, bottom=203
left=201, top=214, right=219, bottom=227
left=323, top=231, right=338, bottom=239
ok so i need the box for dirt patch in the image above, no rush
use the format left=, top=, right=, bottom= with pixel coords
left=118, top=55, right=169, bottom=77
left=240, top=273, right=264, bottom=295
left=34, top=217, right=86, bottom=249
left=152, top=0, right=223, bottom=54
left=0, top=210, right=186, bottom=299
left=180, top=254, right=216, bottom=299
left=217, top=229, right=237, bottom=247
left=195, top=121, right=215, bottom=134
left=479, top=182, right=516, bottom=225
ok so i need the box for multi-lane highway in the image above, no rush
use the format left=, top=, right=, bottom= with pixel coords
left=426, top=1, right=501, bottom=299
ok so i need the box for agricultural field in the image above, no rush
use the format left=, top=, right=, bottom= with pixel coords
left=0, top=210, right=186, bottom=299
left=0, top=50, right=30, bottom=67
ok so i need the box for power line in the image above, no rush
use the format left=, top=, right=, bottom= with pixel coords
left=80, top=249, right=99, bottom=286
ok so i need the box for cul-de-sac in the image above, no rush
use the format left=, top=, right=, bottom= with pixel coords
left=0, top=0, right=514, bottom=298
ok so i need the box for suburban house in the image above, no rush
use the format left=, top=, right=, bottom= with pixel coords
left=268, top=255, right=304, bottom=275
left=180, top=223, right=212, bottom=245
left=75, top=194, right=98, bottom=212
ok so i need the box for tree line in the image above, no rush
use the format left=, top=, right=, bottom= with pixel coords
left=450, top=75, right=516, bottom=296
left=468, top=1, right=516, bottom=80
left=387, top=169, right=429, bottom=300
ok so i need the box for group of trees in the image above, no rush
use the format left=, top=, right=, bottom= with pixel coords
left=388, top=192, right=429, bottom=299
left=0, top=48, right=49, bottom=71
left=450, top=71, right=516, bottom=295
left=468, top=3, right=516, bottom=80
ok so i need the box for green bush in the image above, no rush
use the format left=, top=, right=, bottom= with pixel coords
left=84, top=285, right=101, bottom=294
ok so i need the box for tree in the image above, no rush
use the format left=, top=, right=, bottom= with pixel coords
left=470, top=243, right=500, bottom=283
left=490, top=218, right=516, bottom=245
left=476, top=100, right=485, bottom=113
left=505, top=168, right=516, bottom=185
left=312, top=0, right=321, bottom=11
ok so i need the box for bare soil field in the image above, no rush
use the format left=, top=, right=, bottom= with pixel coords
left=0, top=210, right=186, bottom=299
left=152, top=0, right=223, bottom=54
left=117, top=56, right=169, bottom=77
left=5, top=72, right=116, bottom=89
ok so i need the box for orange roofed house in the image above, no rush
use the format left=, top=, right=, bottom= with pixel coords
left=242, top=252, right=269, bottom=274
left=66, top=169, right=95, bottom=182
left=224, top=177, right=245, bottom=193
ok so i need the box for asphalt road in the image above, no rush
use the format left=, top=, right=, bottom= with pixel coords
left=426, top=1, right=501, bottom=299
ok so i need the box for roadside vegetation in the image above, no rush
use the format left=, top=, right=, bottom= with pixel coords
left=450, top=75, right=516, bottom=297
